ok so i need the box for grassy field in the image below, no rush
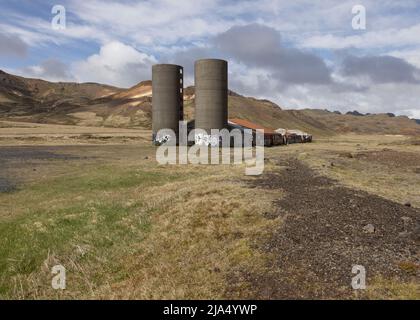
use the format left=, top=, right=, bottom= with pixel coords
left=0, top=125, right=419, bottom=299
left=268, top=134, right=420, bottom=208
left=0, top=142, right=281, bottom=299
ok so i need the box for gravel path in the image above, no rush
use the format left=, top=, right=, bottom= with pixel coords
left=238, top=157, right=419, bottom=299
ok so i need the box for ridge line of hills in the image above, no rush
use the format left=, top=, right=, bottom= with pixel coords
left=1, top=69, right=419, bottom=136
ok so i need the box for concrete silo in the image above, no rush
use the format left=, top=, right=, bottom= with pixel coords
left=194, top=59, right=228, bottom=134
left=152, top=64, right=183, bottom=143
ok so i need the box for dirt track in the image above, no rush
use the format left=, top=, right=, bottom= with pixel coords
left=240, top=157, right=419, bottom=299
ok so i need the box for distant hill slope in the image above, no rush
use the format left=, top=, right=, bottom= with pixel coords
left=184, top=86, right=420, bottom=136
left=297, top=109, right=420, bottom=136
left=0, top=69, right=120, bottom=104
left=1, top=70, right=419, bottom=135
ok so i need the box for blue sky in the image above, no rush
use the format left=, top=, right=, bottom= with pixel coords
left=0, top=0, right=420, bottom=117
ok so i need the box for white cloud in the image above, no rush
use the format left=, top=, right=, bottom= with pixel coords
left=1, top=0, right=420, bottom=117
left=300, top=24, right=420, bottom=50
left=72, top=41, right=157, bottom=87
left=388, top=48, right=420, bottom=69
left=250, top=82, right=420, bottom=117
left=0, top=22, right=57, bottom=47
left=397, top=109, right=420, bottom=119
left=16, top=58, right=74, bottom=82
left=68, top=0, right=235, bottom=47
left=0, top=32, right=27, bottom=57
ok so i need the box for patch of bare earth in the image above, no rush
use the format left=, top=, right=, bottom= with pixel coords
left=345, top=149, right=420, bottom=168
left=230, top=157, right=419, bottom=299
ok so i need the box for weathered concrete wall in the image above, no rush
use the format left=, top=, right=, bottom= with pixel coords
left=194, top=59, right=228, bottom=133
left=152, top=64, right=183, bottom=142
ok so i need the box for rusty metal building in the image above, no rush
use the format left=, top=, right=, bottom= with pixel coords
left=228, top=118, right=285, bottom=147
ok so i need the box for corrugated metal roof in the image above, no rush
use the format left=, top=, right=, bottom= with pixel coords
left=228, top=118, right=278, bottom=134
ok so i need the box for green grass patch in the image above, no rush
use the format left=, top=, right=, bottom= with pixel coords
left=0, top=164, right=189, bottom=298
left=29, top=165, right=180, bottom=195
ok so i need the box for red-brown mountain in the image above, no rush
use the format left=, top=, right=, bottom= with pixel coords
left=1, top=70, right=419, bottom=135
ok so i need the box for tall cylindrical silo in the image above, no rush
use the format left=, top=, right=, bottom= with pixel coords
left=152, top=64, right=183, bottom=143
left=194, top=59, right=228, bottom=134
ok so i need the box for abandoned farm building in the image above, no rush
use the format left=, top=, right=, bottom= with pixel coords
left=151, top=59, right=312, bottom=146
left=228, top=118, right=285, bottom=147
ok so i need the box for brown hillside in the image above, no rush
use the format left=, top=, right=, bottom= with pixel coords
left=0, top=70, right=419, bottom=135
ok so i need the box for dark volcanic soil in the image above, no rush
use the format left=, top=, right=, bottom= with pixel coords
left=0, top=146, right=82, bottom=161
left=0, top=146, right=85, bottom=193
left=236, top=157, right=419, bottom=299
left=0, top=177, right=15, bottom=192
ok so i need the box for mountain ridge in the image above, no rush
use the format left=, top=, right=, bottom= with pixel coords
left=0, top=70, right=419, bottom=136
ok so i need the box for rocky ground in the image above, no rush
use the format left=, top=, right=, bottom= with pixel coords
left=239, top=157, right=419, bottom=299
left=0, top=177, right=14, bottom=193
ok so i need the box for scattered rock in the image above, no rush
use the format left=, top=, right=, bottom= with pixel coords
left=363, top=224, right=375, bottom=234
left=404, top=202, right=412, bottom=208
left=398, top=231, right=410, bottom=238
left=412, top=223, right=420, bottom=241
left=241, top=158, right=420, bottom=300
left=401, top=216, right=412, bottom=225
left=330, top=162, right=335, bottom=167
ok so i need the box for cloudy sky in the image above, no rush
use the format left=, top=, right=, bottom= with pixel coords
left=1, top=0, right=420, bottom=117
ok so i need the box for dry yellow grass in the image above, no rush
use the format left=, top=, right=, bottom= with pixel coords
left=267, top=134, right=420, bottom=208
left=365, top=277, right=419, bottom=300
left=0, top=144, right=282, bottom=299
left=98, top=164, right=282, bottom=299
left=0, top=120, right=151, bottom=146
left=1, top=131, right=418, bottom=299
